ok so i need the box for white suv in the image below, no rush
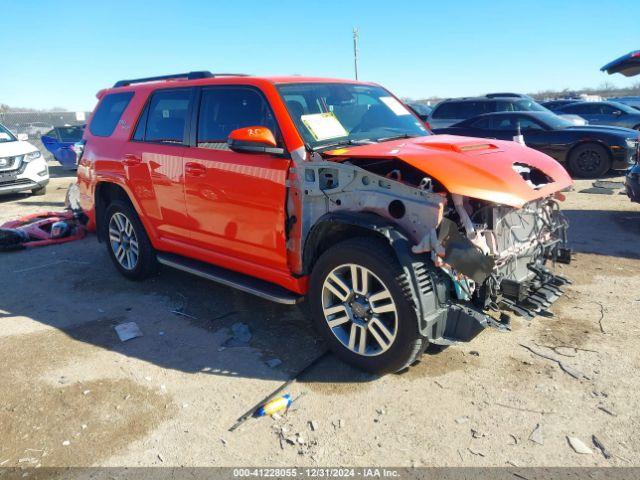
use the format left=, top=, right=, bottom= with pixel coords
left=0, top=123, right=49, bottom=196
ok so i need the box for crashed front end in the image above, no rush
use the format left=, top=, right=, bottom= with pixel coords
left=432, top=195, right=572, bottom=321
left=291, top=135, right=574, bottom=345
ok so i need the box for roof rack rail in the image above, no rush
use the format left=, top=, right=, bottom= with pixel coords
left=113, top=71, right=248, bottom=88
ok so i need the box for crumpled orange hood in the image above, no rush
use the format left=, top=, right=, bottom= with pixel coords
left=326, top=135, right=574, bottom=208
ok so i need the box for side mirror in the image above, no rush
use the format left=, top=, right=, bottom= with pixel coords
left=613, top=110, right=623, bottom=116
left=227, top=126, right=284, bottom=155
left=17, top=133, right=28, bottom=141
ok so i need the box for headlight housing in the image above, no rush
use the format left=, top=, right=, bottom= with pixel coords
left=25, top=150, right=42, bottom=161
left=625, top=138, right=639, bottom=149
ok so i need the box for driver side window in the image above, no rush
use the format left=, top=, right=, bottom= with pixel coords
left=197, top=87, right=280, bottom=149
left=516, top=117, right=544, bottom=131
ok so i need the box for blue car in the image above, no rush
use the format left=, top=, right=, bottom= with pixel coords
left=41, top=125, right=84, bottom=169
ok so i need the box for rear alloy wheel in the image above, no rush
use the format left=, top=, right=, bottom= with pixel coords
left=109, top=212, right=139, bottom=271
left=309, top=237, right=425, bottom=374
left=568, top=143, right=611, bottom=178
left=104, top=200, right=158, bottom=280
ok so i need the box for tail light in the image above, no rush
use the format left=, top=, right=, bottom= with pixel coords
left=424, top=121, right=432, bottom=131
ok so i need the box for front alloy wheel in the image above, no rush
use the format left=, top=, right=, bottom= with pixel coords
left=322, top=264, right=398, bottom=356
left=309, top=237, right=426, bottom=374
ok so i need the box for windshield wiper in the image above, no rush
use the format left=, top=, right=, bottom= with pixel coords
left=375, top=133, right=420, bottom=142
left=313, top=138, right=375, bottom=152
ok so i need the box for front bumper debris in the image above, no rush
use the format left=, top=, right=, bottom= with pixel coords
left=499, top=267, right=572, bottom=320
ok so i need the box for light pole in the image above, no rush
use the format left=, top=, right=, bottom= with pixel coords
left=353, top=28, right=359, bottom=80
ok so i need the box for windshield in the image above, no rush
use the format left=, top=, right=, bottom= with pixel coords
left=610, top=101, right=639, bottom=114
left=277, top=83, right=428, bottom=149
left=0, top=123, right=17, bottom=143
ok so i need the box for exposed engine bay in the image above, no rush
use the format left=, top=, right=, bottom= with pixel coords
left=288, top=144, right=572, bottom=342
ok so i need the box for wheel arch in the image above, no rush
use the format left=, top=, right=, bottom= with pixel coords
left=301, top=211, right=449, bottom=337
left=302, top=211, right=408, bottom=276
left=95, top=182, right=142, bottom=243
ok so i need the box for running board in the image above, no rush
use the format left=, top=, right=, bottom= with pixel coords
left=157, top=253, right=303, bottom=305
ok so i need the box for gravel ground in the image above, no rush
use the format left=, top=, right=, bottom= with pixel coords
left=1, top=162, right=639, bottom=468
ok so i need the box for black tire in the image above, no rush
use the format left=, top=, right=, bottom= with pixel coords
left=308, top=237, right=425, bottom=374
left=31, top=185, right=46, bottom=196
left=567, top=143, right=611, bottom=178
left=104, top=199, right=158, bottom=280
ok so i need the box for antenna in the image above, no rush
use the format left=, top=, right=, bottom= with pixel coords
left=353, top=28, right=359, bottom=80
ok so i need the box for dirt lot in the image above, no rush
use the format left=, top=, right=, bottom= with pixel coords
left=1, top=161, right=639, bottom=468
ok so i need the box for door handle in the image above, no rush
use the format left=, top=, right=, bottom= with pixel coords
left=185, top=162, right=206, bottom=176
left=122, top=154, right=141, bottom=166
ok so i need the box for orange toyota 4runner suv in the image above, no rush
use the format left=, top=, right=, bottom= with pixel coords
left=78, top=71, right=573, bottom=373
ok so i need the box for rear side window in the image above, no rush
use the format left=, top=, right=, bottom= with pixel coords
left=432, top=102, right=463, bottom=119
left=138, top=89, right=192, bottom=144
left=562, top=103, right=597, bottom=115
left=432, top=101, right=488, bottom=119
left=90, top=92, right=134, bottom=137
left=197, top=87, right=279, bottom=146
left=469, top=117, right=494, bottom=129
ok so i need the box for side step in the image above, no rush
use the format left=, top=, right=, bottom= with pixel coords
left=157, top=253, right=303, bottom=305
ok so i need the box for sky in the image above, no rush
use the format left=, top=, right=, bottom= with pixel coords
left=1, top=0, right=638, bottom=111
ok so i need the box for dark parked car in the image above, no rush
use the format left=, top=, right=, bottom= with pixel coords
left=626, top=163, right=640, bottom=203
left=427, top=96, right=550, bottom=129
left=554, top=101, right=640, bottom=130
left=427, top=95, right=586, bottom=129
left=41, top=125, right=84, bottom=169
left=433, top=111, right=640, bottom=178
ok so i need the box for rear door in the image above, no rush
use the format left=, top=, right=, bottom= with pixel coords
left=123, top=88, right=194, bottom=242
left=182, top=85, right=291, bottom=273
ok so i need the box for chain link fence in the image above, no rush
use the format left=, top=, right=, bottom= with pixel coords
left=0, top=111, right=91, bottom=163
left=0, top=111, right=91, bottom=137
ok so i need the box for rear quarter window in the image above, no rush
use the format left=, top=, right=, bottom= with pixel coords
left=433, top=101, right=488, bottom=119
left=432, top=102, right=462, bottom=119
left=89, top=92, right=134, bottom=137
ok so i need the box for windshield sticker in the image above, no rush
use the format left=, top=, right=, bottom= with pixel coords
left=380, top=96, right=411, bottom=116
left=301, top=112, right=348, bottom=141
left=0, top=132, right=11, bottom=140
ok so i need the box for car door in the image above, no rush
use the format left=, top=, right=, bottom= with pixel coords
left=512, top=115, right=553, bottom=154
left=182, top=85, right=291, bottom=273
left=123, top=88, right=194, bottom=243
